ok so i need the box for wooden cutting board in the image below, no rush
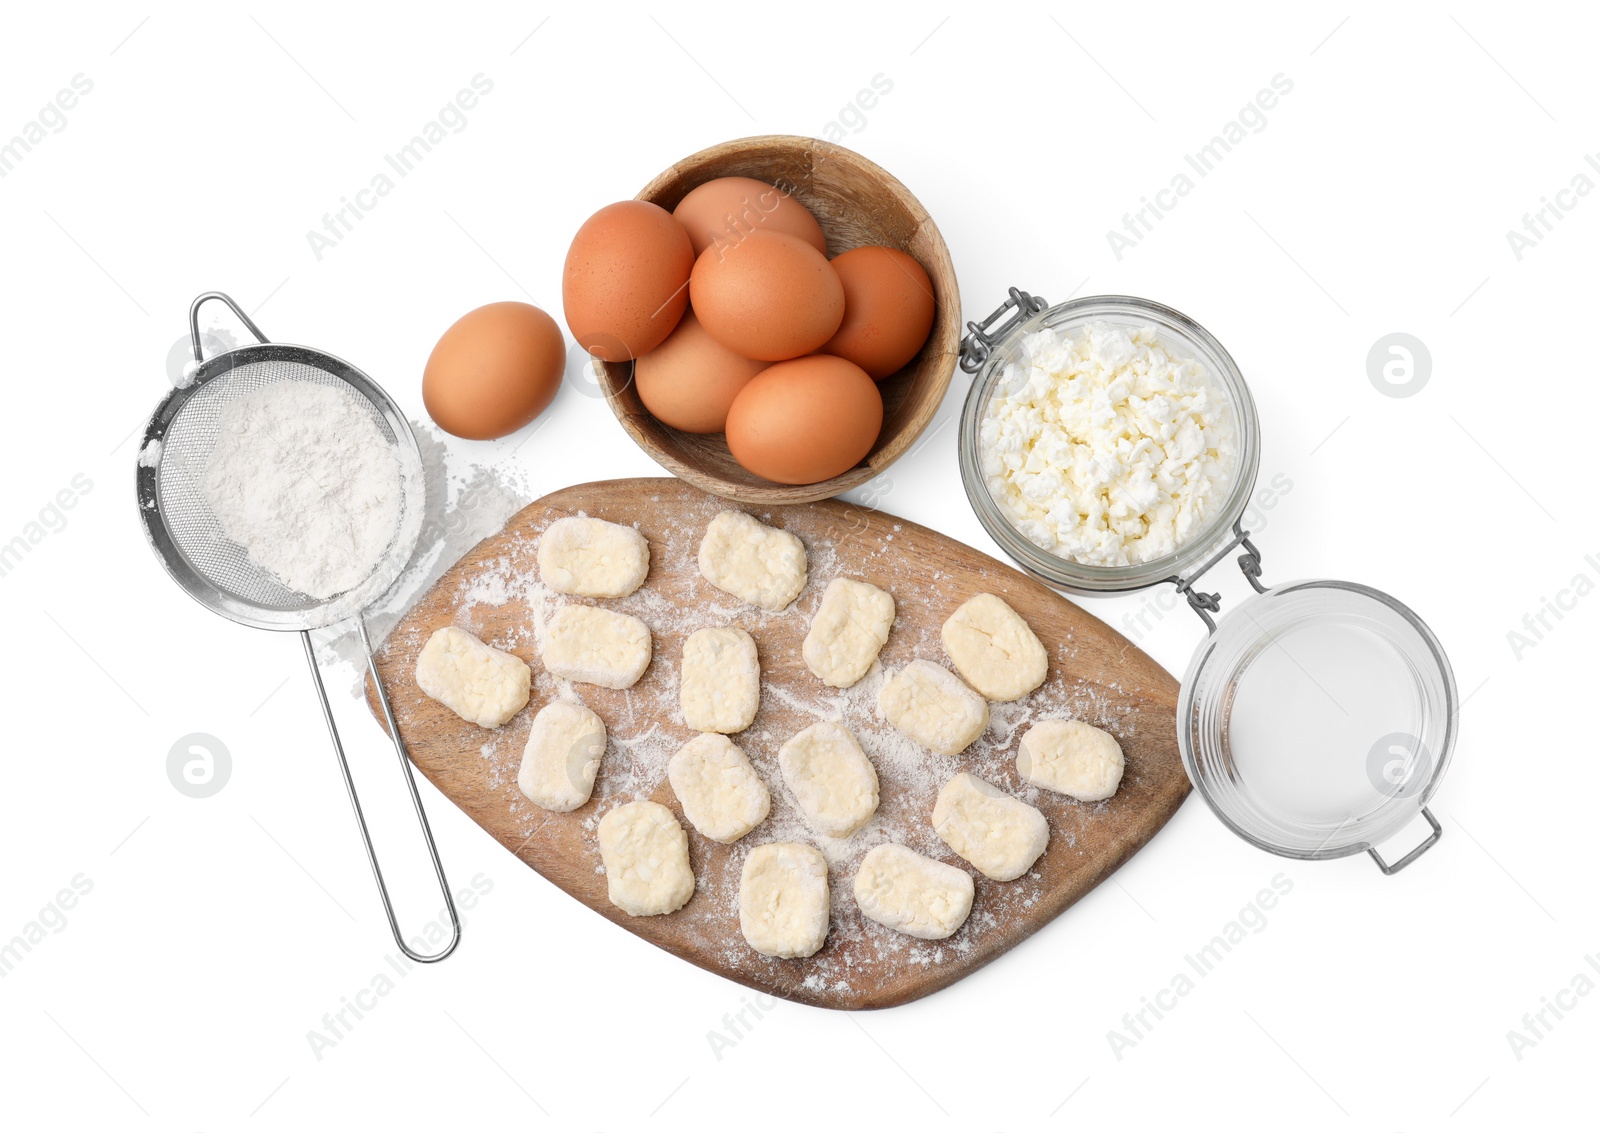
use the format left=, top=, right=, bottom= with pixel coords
left=368, top=477, right=1188, bottom=1009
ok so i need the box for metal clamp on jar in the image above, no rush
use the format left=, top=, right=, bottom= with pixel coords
left=957, top=291, right=1455, bottom=874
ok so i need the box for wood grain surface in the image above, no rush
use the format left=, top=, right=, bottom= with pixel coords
left=368, top=478, right=1189, bottom=1010
left=598, top=135, right=961, bottom=505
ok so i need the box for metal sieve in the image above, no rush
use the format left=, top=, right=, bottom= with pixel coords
left=136, top=292, right=458, bottom=961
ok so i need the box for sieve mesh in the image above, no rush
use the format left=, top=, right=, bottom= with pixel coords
left=157, top=357, right=405, bottom=613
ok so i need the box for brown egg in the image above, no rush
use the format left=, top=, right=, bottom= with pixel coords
left=822, top=246, right=937, bottom=380
left=422, top=301, right=566, bottom=440
left=563, top=201, right=693, bottom=361
left=725, top=355, right=882, bottom=484
left=672, top=176, right=827, bottom=258
left=634, top=309, right=767, bottom=434
left=690, top=231, right=845, bottom=362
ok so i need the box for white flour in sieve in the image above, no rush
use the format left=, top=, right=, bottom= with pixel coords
left=202, top=380, right=401, bottom=599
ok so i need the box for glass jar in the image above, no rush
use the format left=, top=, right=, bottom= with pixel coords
left=958, top=293, right=1260, bottom=593
left=957, top=289, right=1456, bottom=872
left=1180, top=581, right=1455, bottom=870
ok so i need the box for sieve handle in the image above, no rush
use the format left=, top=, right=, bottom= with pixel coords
left=189, top=291, right=270, bottom=363
left=301, top=624, right=461, bottom=962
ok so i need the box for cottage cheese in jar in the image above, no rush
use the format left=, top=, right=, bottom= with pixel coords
left=978, top=321, right=1238, bottom=567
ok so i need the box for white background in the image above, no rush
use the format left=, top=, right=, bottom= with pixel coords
left=1, top=2, right=1593, bottom=1129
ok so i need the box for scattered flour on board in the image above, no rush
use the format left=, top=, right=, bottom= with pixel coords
left=313, top=423, right=531, bottom=694
left=372, top=488, right=1160, bottom=1000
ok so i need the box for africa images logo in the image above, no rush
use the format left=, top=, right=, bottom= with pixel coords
left=1106, top=874, right=1294, bottom=1060
left=0, top=74, right=93, bottom=178
left=305, top=74, right=495, bottom=261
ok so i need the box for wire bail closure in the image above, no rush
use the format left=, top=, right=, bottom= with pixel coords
left=959, top=287, right=1049, bottom=374
left=1166, top=520, right=1267, bottom=634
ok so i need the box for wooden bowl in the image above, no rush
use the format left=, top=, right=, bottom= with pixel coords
left=597, top=135, right=960, bottom=505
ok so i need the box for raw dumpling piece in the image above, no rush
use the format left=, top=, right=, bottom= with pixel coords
left=596, top=800, right=695, bottom=916
left=414, top=626, right=531, bottom=728
left=853, top=843, right=973, bottom=940
left=941, top=593, right=1048, bottom=702
left=680, top=626, right=760, bottom=733
left=1017, top=719, right=1125, bottom=802
left=697, top=510, right=808, bottom=612
left=537, top=515, right=650, bottom=598
left=932, top=772, right=1049, bottom=881
left=777, top=721, right=879, bottom=838
left=803, top=578, right=895, bottom=688
left=739, top=842, right=830, bottom=958
left=517, top=700, right=606, bottom=812
left=667, top=733, right=771, bottom=843
left=877, top=659, right=989, bottom=756
left=542, top=605, right=652, bottom=689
